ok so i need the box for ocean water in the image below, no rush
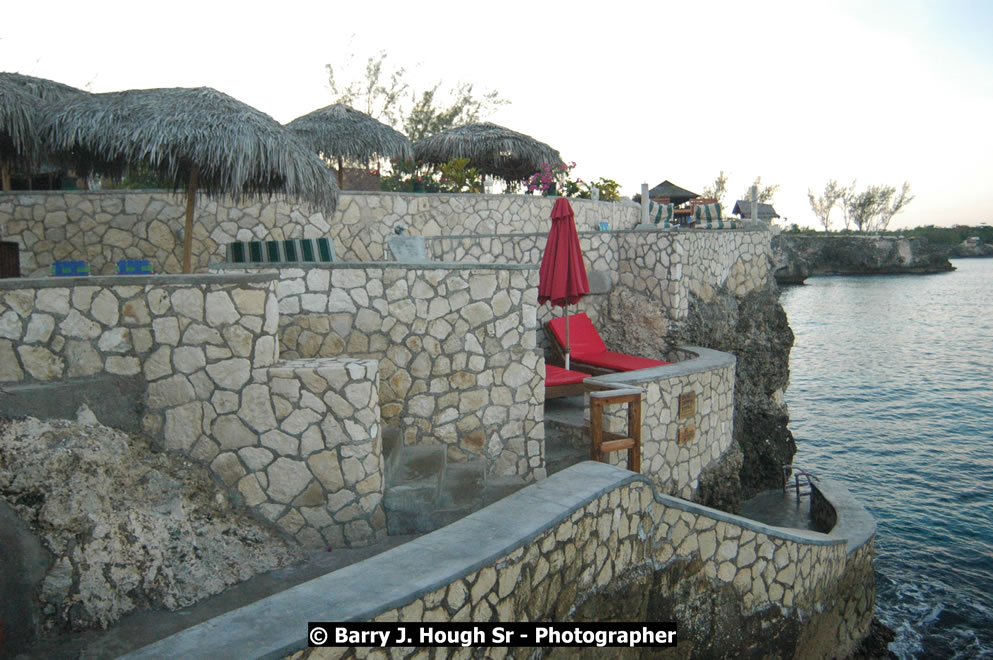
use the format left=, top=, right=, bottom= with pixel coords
left=780, top=259, right=993, bottom=659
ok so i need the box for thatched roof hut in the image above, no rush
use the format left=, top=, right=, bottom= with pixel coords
left=43, top=86, right=338, bottom=272
left=287, top=103, right=411, bottom=187
left=0, top=72, right=88, bottom=190
left=0, top=84, right=40, bottom=170
left=412, top=122, right=561, bottom=183
left=0, top=72, right=87, bottom=102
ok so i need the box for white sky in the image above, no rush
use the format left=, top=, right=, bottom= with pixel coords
left=4, top=0, right=992, bottom=229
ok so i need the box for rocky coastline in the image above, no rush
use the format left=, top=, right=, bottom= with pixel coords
left=772, top=234, right=955, bottom=285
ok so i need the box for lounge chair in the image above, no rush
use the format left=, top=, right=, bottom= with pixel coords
left=225, top=238, right=338, bottom=265
left=545, top=364, right=590, bottom=399
left=545, top=312, right=671, bottom=376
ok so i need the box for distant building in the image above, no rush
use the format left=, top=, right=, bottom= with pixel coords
left=732, top=200, right=780, bottom=221
left=647, top=180, right=700, bottom=206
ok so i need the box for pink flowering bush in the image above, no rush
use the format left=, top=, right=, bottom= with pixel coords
left=525, top=161, right=576, bottom=195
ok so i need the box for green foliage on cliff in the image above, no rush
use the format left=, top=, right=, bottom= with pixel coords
left=896, top=224, right=993, bottom=245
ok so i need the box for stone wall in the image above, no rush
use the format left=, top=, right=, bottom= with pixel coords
left=422, top=225, right=770, bottom=330
left=583, top=347, right=736, bottom=500
left=0, top=190, right=638, bottom=276
left=123, top=462, right=876, bottom=660
left=218, top=262, right=545, bottom=480
left=0, top=274, right=385, bottom=548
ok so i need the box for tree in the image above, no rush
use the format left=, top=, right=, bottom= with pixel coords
left=847, top=182, right=914, bottom=233
left=326, top=51, right=508, bottom=142
left=807, top=179, right=845, bottom=231
left=702, top=171, right=728, bottom=205
left=741, top=176, right=779, bottom=204
left=839, top=180, right=858, bottom=231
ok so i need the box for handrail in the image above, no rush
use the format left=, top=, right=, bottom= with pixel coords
left=782, top=465, right=819, bottom=503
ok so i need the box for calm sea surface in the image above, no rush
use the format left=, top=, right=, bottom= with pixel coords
left=780, top=259, right=993, bottom=659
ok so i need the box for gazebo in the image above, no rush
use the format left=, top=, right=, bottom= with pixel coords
left=412, top=122, right=561, bottom=184
left=647, top=180, right=700, bottom=206
left=286, top=103, right=412, bottom=189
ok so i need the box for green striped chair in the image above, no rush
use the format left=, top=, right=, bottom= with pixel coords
left=649, top=201, right=674, bottom=228
left=692, top=203, right=723, bottom=229
left=225, top=238, right=338, bottom=265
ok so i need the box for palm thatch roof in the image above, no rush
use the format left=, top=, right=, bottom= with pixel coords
left=648, top=180, right=700, bottom=206
left=42, top=86, right=338, bottom=272
left=287, top=103, right=412, bottom=165
left=0, top=83, right=41, bottom=166
left=0, top=72, right=88, bottom=102
left=412, top=122, right=561, bottom=183
left=43, top=86, right=338, bottom=210
left=0, top=73, right=88, bottom=188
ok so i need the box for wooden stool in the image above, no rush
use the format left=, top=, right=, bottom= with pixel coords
left=589, top=387, right=643, bottom=473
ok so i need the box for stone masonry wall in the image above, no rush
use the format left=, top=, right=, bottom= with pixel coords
left=218, top=262, right=545, bottom=480
left=0, top=191, right=638, bottom=276
left=422, top=226, right=771, bottom=344
left=126, top=463, right=875, bottom=660
left=586, top=347, right=737, bottom=501
left=332, top=472, right=871, bottom=660
left=0, top=274, right=385, bottom=549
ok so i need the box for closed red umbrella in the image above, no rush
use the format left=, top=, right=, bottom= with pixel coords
left=538, top=198, right=590, bottom=369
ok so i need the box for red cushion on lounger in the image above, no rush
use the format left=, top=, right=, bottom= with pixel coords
left=545, top=364, right=588, bottom=387
left=572, top=351, right=670, bottom=371
left=547, top=313, right=606, bottom=356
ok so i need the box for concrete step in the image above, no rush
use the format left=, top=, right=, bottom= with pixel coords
left=381, top=425, right=403, bottom=484
left=382, top=444, right=446, bottom=536
left=545, top=426, right=588, bottom=476
left=384, top=444, right=534, bottom=535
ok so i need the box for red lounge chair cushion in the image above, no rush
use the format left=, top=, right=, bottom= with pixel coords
left=545, top=364, right=588, bottom=387
left=547, top=313, right=607, bottom=356
left=548, top=312, right=671, bottom=371
left=572, top=350, right=670, bottom=371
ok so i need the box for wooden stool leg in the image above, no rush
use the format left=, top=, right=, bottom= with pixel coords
left=590, top=397, right=604, bottom=462
left=628, top=396, right=641, bottom=473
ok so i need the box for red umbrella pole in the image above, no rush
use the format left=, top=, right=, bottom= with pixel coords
left=564, top=305, right=571, bottom=370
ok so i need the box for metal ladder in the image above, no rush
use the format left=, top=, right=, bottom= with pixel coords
left=782, top=465, right=818, bottom=502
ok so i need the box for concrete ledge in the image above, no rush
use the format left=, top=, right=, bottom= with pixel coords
left=0, top=272, right=277, bottom=290
left=812, top=478, right=877, bottom=554
left=123, top=461, right=865, bottom=660
left=210, top=261, right=538, bottom=272
left=123, top=462, right=638, bottom=659
left=585, top=345, right=736, bottom=385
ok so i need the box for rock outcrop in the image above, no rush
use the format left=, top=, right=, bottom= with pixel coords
left=604, top=276, right=796, bottom=512
left=0, top=415, right=303, bottom=654
left=772, top=234, right=954, bottom=284
left=667, top=278, right=796, bottom=507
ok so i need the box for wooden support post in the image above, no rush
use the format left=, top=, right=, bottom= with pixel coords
left=182, top=164, right=200, bottom=274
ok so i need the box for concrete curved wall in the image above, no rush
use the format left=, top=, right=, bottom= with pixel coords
left=121, top=462, right=875, bottom=660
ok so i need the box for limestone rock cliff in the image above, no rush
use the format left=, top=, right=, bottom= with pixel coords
left=772, top=234, right=954, bottom=284
left=603, top=277, right=796, bottom=512
left=668, top=279, right=796, bottom=507
left=0, top=416, right=302, bottom=652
